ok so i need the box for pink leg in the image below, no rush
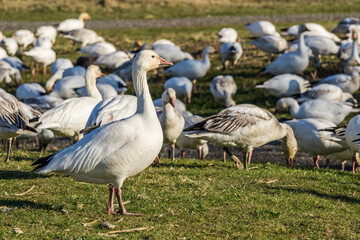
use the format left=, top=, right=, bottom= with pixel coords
left=192, top=81, right=197, bottom=94
left=313, top=155, right=320, bottom=169
left=154, top=155, right=161, bottom=167
left=198, top=147, right=202, bottom=160
left=114, top=188, right=142, bottom=216
left=352, top=156, right=357, bottom=174
left=223, top=151, right=227, bottom=163
left=107, top=184, right=116, bottom=214
left=181, top=151, right=185, bottom=159
left=248, top=151, right=253, bottom=164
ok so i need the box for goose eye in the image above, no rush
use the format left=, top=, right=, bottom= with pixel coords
left=151, top=55, right=155, bottom=58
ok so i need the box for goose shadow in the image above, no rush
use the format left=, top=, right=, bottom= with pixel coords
left=0, top=199, right=53, bottom=210
left=0, top=170, right=50, bottom=180
left=266, top=186, right=360, bottom=204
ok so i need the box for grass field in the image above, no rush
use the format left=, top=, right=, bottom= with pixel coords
left=0, top=0, right=359, bottom=21
left=1, top=16, right=360, bottom=238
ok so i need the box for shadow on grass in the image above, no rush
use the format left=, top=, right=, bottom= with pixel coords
left=267, top=186, right=360, bottom=204
left=0, top=171, right=50, bottom=180
left=0, top=199, right=53, bottom=210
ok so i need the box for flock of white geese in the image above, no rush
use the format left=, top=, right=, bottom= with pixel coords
left=1, top=14, right=360, bottom=214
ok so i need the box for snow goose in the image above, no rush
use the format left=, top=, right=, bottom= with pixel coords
left=298, top=84, right=357, bottom=104
left=210, top=75, right=237, bottom=107
left=176, top=115, right=208, bottom=160
left=96, top=74, right=127, bottom=94
left=256, top=74, right=310, bottom=97
left=283, top=23, right=340, bottom=42
left=260, top=25, right=309, bottom=75
left=22, top=95, right=64, bottom=113
left=152, top=39, right=175, bottom=46
left=36, top=65, right=104, bottom=141
left=113, top=60, right=133, bottom=82
left=245, top=21, right=279, bottom=37
left=217, top=28, right=238, bottom=43
left=344, top=31, right=360, bottom=74
left=158, top=88, right=185, bottom=161
left=220, top=42, right=242, bottom=69
left=249, top=35, right=288, bottom=61
left=74, top=83, right=118, bottom=99
left=163, top=46, right=215, bottom=86
left=275, top=97, right=359, bottom=125
left=57, top=12, right=91, bottom=32
left=61, top=28, right=104, bottom=47
left=35, top=26, right=57, bottom=43
left=0, top=38, right=18, bottom=56
left=34, top=37, right=52, bottom=49
left=0, top=90, right=37, bottom=162
left=153, top=44, right=193, bottom=63
left=32, top=50, right=172, bottom=215
left=2, top=57, right=27, bottom=72
left=48, top=75, right=85, bottom=99
left=12, top=29, right=34, bottom=49
left=81, top=95, right=137, bottom=135
left=94, top=50, right=131, bottom=69
left=164, top=77, right=193, bottom=103
left=315, top=58, right=360, bottom=94
left=153, top=97, right=187, bottom=116
left=184, top=104, right=298, bottom=169
left=79, top=42, right=116, bottom=58
left=23, top=47, right=56, bottom=76
left=338, top=41, right=360, bottom=60
left=332, top=18, right=360, bottom=34
left=16, top=83, right=46, bottom=101
left=0, top=60, right=22, bottom=85
left=51, top=58, right=73, bottom=75
left=286, top=118, right=348, bottom=168
left=0, top=47, right=8, bottom=59
left=345, top=115, right=360, bottom=173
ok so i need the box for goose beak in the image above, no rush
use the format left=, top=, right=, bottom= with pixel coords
left=158, top=57, right=173, bottom=67
left=170, top=98, right=176, bottom=108
left=286, top=157, right=293, bottom=168
left=99, top=72, right=106, bottom=78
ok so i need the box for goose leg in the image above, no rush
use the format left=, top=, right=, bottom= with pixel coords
left=352, top=156, right=357, bottom=174
left=198, top=147, right=202, bottom=160
left=43, top=64, right=47, bottom=76
left=5, top=138, right=14, bottom=163
left=171, top=143, right=175, bottom=161
left=192, top=80, right=197, bottom=94
left=341, top=160, right=346, bottom=171
left=223, top=151, right=227, bottom=163
left=326, top=158, right=330, bottom=169
left=107, top=184, right=116, bottom=214
left=154, top=155, right=161, bottom=167
left=313, top=155, right=320, bottom=169
left=247, top=151, right=252, bottom=165
left=181, top=151, right=185, bottom=159
left=115, top=188, right=142, bottom=216
left=243, top=152, right=249, bottom=170
left=223, top=147, right=243, bottom=169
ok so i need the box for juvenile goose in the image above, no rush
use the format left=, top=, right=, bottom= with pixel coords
left=158, top=88, right=185, bottom=161
left=33, top=50, right=172, bottom=215
left=298, top=84, right=357, bottom=104
left=36, top=65, right=104, bottom=141
left=184, top=104, right=298, bottom=169
left=164, top=77, right=193, bottom=103
left=57, top=13, right=91, bottom=32
left=220, top=42, right=243, bottom=69
left=260, top=25, right=309, bottom=75
left=210, top=75, right=237, bottom=107
left=218, top=28, right=238, bottom=43
left=256, top=74, right=310, bottom=97
left=276, top=97, right=359, bottom=125
left=61, top=28, right=104, bottom=47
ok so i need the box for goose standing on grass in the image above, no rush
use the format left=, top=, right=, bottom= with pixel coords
left=158, top=88, right=185, bottom=161
left=217, top=28, right=238, bottom=43
left=245, top=21, right=279, bottom=37
left=35, top=65, right=104, bottom=141
left=60, top=28, right=104, bottom=47
left=176, top=115, right=208, bottom=160
left=163, top=46, right=215, bottom=92
left=164, top=77, right=193, bottom=103
left=260, top=25, right=309, bottom=75
left=32, top=50, right=172, bottom=215
left=36, top=26, right=57, bottom=43
left=256, top=74, right=310, bottom=97
left=23, top=47, right=56, bottom=76
left=275, top=97, right=359, bottom=125
left=210, top=75, right=237, bottom=107
left=345, top=115, right=360, bottom=173
left=57, top=13, right=91, bottom=32
left=184, top=104, right=298, bottom=169
left=220, top=42, right=243, bottom=69
left=0, top=90, right=37, bottom=162
left=249, top=35, right=288, bottom=62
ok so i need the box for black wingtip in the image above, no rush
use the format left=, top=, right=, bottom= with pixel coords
left=29, top=116, right=39, bottom=123
left=32, top=153, right=55, bottom=172
left=25, top=125, right=38, bottom=133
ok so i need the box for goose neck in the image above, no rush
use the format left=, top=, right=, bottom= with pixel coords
left=202, top=49, right=210, bottom=65
left=133, top=66, right=156, bottom=116
left=297, top=32, right=307, bottom=57
left=351, top=39, right=359, bottom=58
left=86, top=71, right=102, bottom=101
left=287, top=99, right=300, bottom=117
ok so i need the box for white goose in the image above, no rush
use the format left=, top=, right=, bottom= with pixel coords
left=164, top=77, right=193, bottom=103
left=210, top=75, right=237, bottom=107
left=61, top=28, right=104, bottom=47
left=23, top=47, right=56, bottom=75
left=113, top=60, right=133, bottom=82
left=12, top=29, right=34, bottom=49
left=153, top=44, right=193, bottom=63
left=184, top=104, right=298, bottom=169
left=217, top=28, right=238, bottom=43
left=260, top=25, right=309, bottom=75
left=0, top=47, right=7, bottom=59
left=276, top=97, right=359, bottom=125
left=158, top=88, right=185, bottom=161
left=283, top=23, right=340, bottom=42
left=250, top=35, right=288, bottom=55
left=33, top=50, right=172, bottom=215
left=245, top=21, right=280, bottom=37
left=36, top=65, right=104, bottom=141
left=220, top=42, right=243, bottom=69
left=176, top=115, right=208, bottom=160
left=94, top=50, right=131, bottom=69
left=286, top=118, right=348, bottom=168
left=345, top=115, right=360, bottom=173
left=34, top=38, right=52, bottom=49
left=256, top=74, right=310, bottom=97
left=0, top=38, right=18, bottom=56
left=47, top=75, right=85, bottom=99
left=79, top=42, right=116, bottom=58
left=35, top=26, right=57, bottom=43
left=298, top=84, right=357, bottom=104
left=344, top=31, right=360, bottom=74
left=57, top=13, right=91, bottom=32
left=16, top=83, right=46, bottom=101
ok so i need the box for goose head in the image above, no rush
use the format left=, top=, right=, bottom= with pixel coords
left=281, top=124, right=298, bottom=167
left=133, top=50, right=173, bottom=72
left=275, top=97, right=298, bottom=113
left=298, top=24, right=310, bottom=35
left=352, top=30, right=359, bottom=41
left=204, top=46, right=215, bottom=54
left=79, top=12, right=91, bottom=21
left=162, top=88, right=176, bottom=107
left=87, top=65, right=105, bottom=79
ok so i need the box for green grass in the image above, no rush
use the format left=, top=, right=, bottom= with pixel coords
left=1, top=153, right=360, bottom=239
left=1, top=19, right=360, bottom=238
left=0, top=0, right=359, bottom=21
